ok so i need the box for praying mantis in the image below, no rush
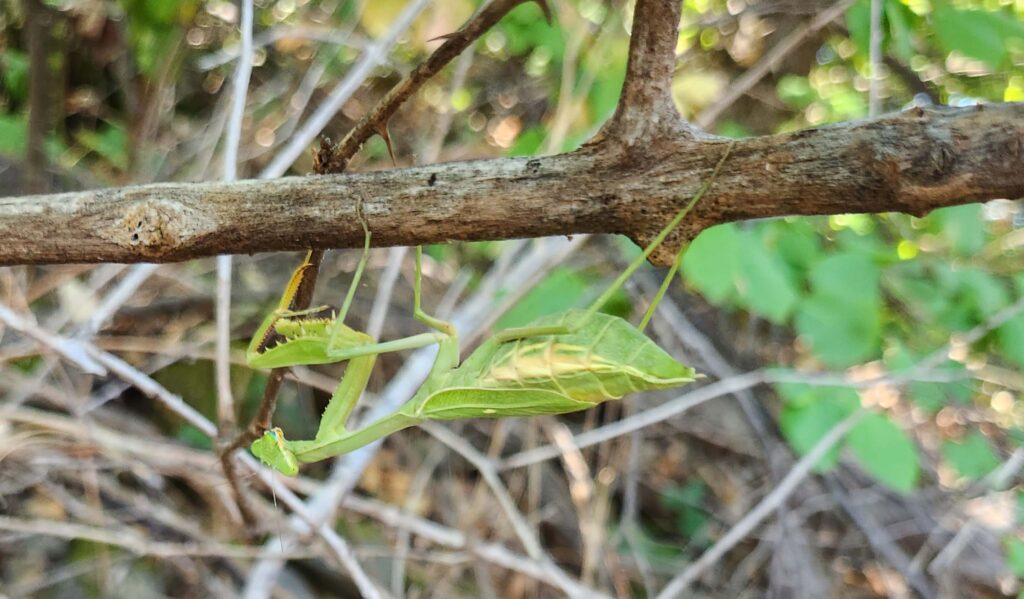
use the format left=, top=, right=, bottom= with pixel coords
left=247, top=142, right=734, bottom=475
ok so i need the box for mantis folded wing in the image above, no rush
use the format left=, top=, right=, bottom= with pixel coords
left=251, top=141, right=734, bottom=475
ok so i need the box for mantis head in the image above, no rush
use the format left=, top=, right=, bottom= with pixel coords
left=251, top=427, right=300, bottom=476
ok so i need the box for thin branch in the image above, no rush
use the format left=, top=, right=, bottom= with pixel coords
left=259, top=0, right=432, bottom=178
left=654, top=411, right=865, bottom=598
left=422, top=423, right=609, bottom=599
left=80, top=264, right=160, bottom=337
left=695, top=0, right=856, bottom=129
left=216, top=0, right=255, bottom=527
left=341, top=492, right=610, bottom=593
left=869, top=0, right=883, bottom=116
left=603, top=0, right=695, bottom=142
left=0, top=515, right=318, bottom=560
left=318, top=0, right=541, bottom=172
left=824, top=474, right=936, bottom=598
left=0, top=303, right=107, bottom=375
left=217, top=0, right=254, bottom=434
left=25, top=0, right=55, bottom=194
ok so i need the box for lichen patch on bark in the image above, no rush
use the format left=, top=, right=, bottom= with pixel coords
left=111, top=201, right=184, bottom=256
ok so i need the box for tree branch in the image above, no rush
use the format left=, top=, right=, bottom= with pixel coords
left=601, top=0, right=700, bottom=143
left=1, top=103, right=1020, bottom=267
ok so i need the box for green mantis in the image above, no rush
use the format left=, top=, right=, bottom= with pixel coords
left=247, top=143, right=734, bottom=475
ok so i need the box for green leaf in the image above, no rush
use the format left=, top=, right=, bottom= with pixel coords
left=997, top=313, right=1024, bottom=368
left=0, top=50, right=29, bottom=102
left=797, top=295, right=880, bottom=366
left=846, top=0, right=871, bottom=55
left=928, top=204, right=986, bottom=257
left=774, top=381, right=861, bottom=409
left=932, top=4, right=1024, bottom=68
left=507, top=127, right=545, bottom=156
left=770, top=219, right=821, bottom=271
left=956, top=268, right=1010, bottom=315
left=796, top=252, right=882, bottom=367
left=0, top=114, right=27, bottom=156
left=1006, top=538, right=1024, bottom=578
left=885, top=344, right=970, bottom=412
left=497, top=268, right=588, bottom=329
left=501, top=2, right=562, bottom=59
left=76, top=122, right=129, bottom=170
left=586, top=56, right=626, bottom=123
left=942, top=432, right=1000, bottom=480
left=776, top=75, right=816, bottom=110
left=827, top=87, right=868, bottom=120
left=780, top=395, right=857, bottom=471
left=683, top=223, right=741, bottom=304
left=808, top=252, right=879, bottom=306
left=885, top=264, right=951, bottom=332
left=735, top=230, right=799, bottom=324
left=847, top=413, right=919, bottom=493
left=660, top=482, right=710, bottom=539
left=884, top=0, right=915, bottom=62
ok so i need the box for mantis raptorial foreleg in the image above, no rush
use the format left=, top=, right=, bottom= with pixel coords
left=249, top=246, right=461, bottom=473
left=246, top=208, right=451, bottom=474
left=250, top=141, right=735, bottom=475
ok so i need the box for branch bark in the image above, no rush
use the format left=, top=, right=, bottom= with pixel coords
left=1, top=103, right=1021, bottom=267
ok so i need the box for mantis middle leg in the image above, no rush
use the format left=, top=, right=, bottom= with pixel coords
left=494, top=140, right=734, bottom=343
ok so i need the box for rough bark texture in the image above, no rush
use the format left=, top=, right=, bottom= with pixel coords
left=1, top=104, right=1020, bottom=267
left=0, top=0, right=1021, bottom=267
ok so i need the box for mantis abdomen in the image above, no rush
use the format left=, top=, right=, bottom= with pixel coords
left=407, top=310, right=697, bottom=420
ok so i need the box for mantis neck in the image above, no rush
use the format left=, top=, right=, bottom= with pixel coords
left=290, top=411, right=423, bottom=463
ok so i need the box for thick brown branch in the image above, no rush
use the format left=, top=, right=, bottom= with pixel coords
left=1, top=104, right=1021, bottom=267
left=603, top=0, right=700, bottom=143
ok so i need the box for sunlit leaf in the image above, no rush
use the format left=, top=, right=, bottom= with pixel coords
left=942, top=432, right=1000, bottom=480
left=0, top=114, right=27, bottom=156
left=683, top=223, right=741, bottom=304
left=735, top=231, right=799, bottom=324
left=932, top=4, right=1024, bottom=68
left=780, top=397, right=854, bottom=471
left=847, top=413, right=919, bottom=493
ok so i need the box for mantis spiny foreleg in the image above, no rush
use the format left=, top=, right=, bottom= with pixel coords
left=247, top=207, right=457, bottom=473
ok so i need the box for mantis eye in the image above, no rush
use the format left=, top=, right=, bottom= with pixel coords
left=251, top=428, right=299, bottom=476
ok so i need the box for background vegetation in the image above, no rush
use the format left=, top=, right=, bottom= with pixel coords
left=1, top=0, right=1022, bottom=597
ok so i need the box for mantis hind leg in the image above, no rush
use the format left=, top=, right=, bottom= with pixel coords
left=583, top=141, right=734, bottom=322
left=413, top=247, right=455, bottom=336
left=328, top=198, right=373, bottom=353
left=495, top=141, right=735, bottom=344
left=414, top=246, right=459, bottom=371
